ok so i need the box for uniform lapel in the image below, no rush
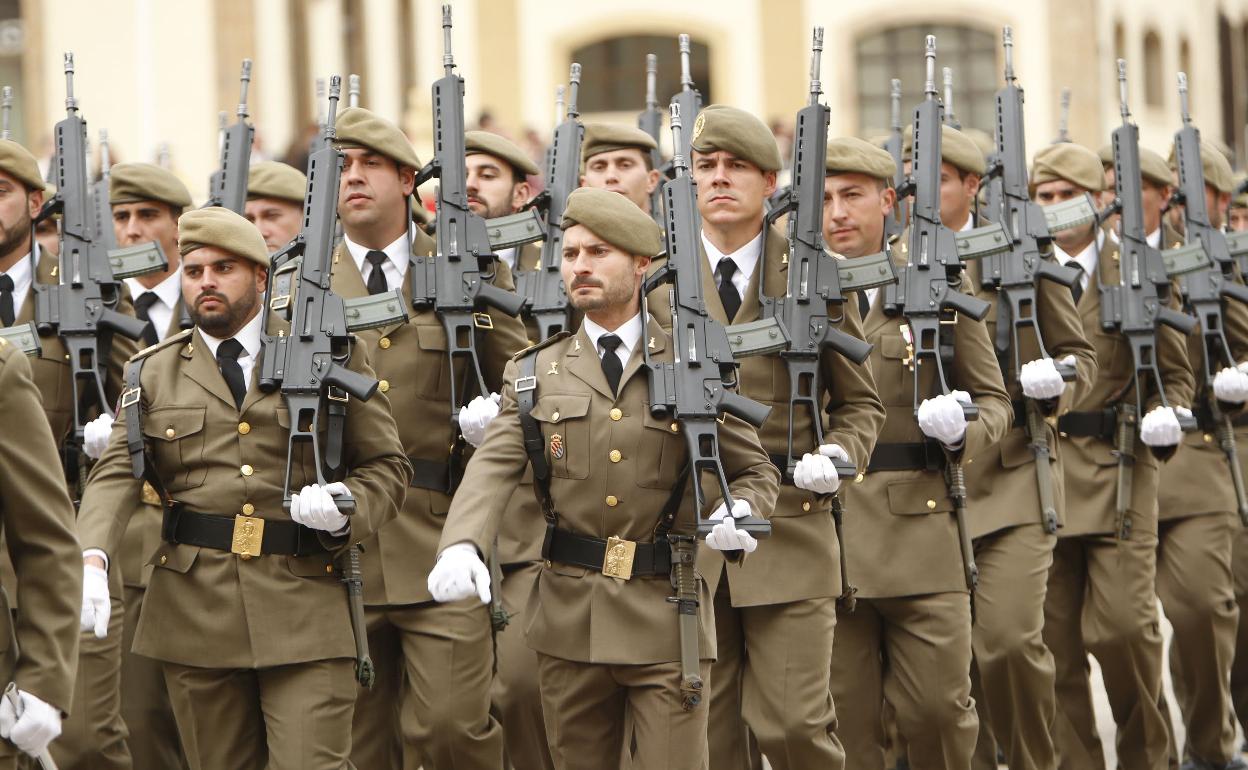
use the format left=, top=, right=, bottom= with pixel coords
left=180, top=329, right=238, bottom=410
left=565, top=324, right=617, bottom=400
left=697, top=238, right=729, bottom=323
left=14, top=250, right=55, bottom=325
left=167, top=293, right=188, bottom=337
left=619, top=316, right=665, bottom=391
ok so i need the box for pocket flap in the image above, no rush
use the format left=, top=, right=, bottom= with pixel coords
left=880, top=335, right=909, bottom=360
left=530, top=394, right=591, bottom=424
left=148, top=543, right=200, bottom=573
left=143, top=406, right=206, bottom=442
left=641, top=410, right=680, bottom=433
left=886, top=478, right=953, bottom=515
left=288, top=553, right=337, bottom=577
left=415, top=324, right=448, bottom=352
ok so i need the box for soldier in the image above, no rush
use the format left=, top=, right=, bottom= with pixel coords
left=465, top=130, right=538, bottom=273
left=76, top=206, right=410, bottom=768
left=1228, top=174, right=1248, bottom=233
left=0, top=338, right=84, bottom=768
left=661, top=107, right=885, bottom=770
left=1033, top=142, right=1194, bottom=770
left=244, top=160, right=306, bottom=254
left=580, top=123, right=661, bottom=216
left=326, top=107, right=525, bottom=770
left=427, top=186, right=781, bottom=770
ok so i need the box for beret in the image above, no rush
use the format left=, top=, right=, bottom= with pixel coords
left=1166, top=140, right=1233, bottom=194
left=561, top=187, right=663, bottom=257
left=1098, top=144, right=1114, bottom=167
left=110, top=162, right=192, bottom=208
left=689, top=105, right=782, bottom=172
left=582, top=123, right=658, bottom=161
left=963, top=128, right=996, bottom=161
left=465, top=130, right=538, bottom=177
left=178, top=206, right=269, bottom=267
left=0, top=140, right=44, bottom=190
left=335, top=107, right=421, bottom=169
left=825, top=136, right=897, bottom=181
left=902, top=124, right=985, bottom=176
left=1138, top=147, right=1173, bottom=188
left=247, top=161, right=307, bottom=204
left=1031, top=142, right=1105, bottom=192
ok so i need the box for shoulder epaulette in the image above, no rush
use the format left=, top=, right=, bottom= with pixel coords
left=511, top=330, right=573, bottom=362
left=127, top=328, right=194, bottom=364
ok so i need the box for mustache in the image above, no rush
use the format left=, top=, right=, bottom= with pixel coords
left=571, top=278, right=603, bottom=290
left=195, top=291, right=228, bottom=307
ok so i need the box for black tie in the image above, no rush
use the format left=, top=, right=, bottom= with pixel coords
left=716, top=258, right=741, bottom=320
left=1069, top=262, right=1085, bottom=305
left=133, top=291, right=161, bottom=347
left=599, top=334, right=624, bottom=396
left=216, top=338, right=247, bottom=410
left=857, top=289, right=871, bottom=319
left=365, top=250, right=389, bottom=295
left=0, top=274, right=12, bottom=327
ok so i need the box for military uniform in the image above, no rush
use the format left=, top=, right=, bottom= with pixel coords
left=0, top=340, right=84, bottom=767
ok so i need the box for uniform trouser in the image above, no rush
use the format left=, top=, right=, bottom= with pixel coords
left=164, top=657, right=355, bottom=770
left=1044, top=530, right=1170, bottom=770
left=707, top=580, right=843, bottom=770
left=51, top=571, right=130, bottom=770
left=537, top=652, right=711, bottom=770
left=1230, top=526, right=1248, bottom=739
left=494, top=562, right=554, bottom=770
left=969, top=523, right=1058, bottom=770
left=350, top=599, right=504, bottom=770
left=120, top=584, right=188, bottom=770
left=829, top=591, right=978, bottom=770
left=1157, top=513, right=1240, bottom=765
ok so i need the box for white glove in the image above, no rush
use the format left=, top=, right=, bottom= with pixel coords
left=290, top=482, right=350, bottom=533
left=0, top=689, right=61, bottom=758
left=917, top=391, right=972, bottom=447
left=1019, top=357, right=1067, bottom=400
left=792, top=444, right=851, bottom=495
left=80, top=564, right=109, bottom=639
left=1139, top=405, right=1182, bottom=447
left=458, top=393, right=501, bottom=448
left=1214, top=366, right=1248, bottom=403
left=83, top=414, right=114, bottom=460
left=427, top=543, right=491, bottom=603
left=705, top=499, right=758, bottom=553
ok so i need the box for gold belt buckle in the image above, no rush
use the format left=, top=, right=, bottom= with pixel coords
left=231, top=515, right=264, bottom=560
left=602, top=536, right=636, bottom=580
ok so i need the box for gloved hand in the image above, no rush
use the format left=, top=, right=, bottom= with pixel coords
left=0, top=689, right=61, bottom=758
left=792, top=444, right=851, bottom=495
left=917, top=390, right=972, bottom=447
left=80, top=563, right=110, bottom=639
left=290, top=482, right=350, bottom=533
left=1020, top=357, right=1067, bottom=400
left=705, top=499, right=758, bottom=554
left=1214, top=366, right=1248, bottom=403
left=1139, top=405, right=1182, bottom=447
left=427, top=543, right=491, bottom=603
left=83, top=414, right=114, bottom=460
left=458, top=393, right=501, bottom=448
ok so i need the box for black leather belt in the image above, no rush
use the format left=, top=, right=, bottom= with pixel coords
left=1012, top=400, right=1027, bottom=428
left=1056, top=409, right=1116, bottom=439
left=543, top=525, right=671, bottom=578
left=409, top=458, right=453, bottom=494
left=161, top=505, right=328, bottom=557
left=867, top=442, right=946, bottom=472
left=768, top=453, right=796, bottom=484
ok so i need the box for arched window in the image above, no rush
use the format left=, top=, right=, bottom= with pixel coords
left=1143, top=29, right=1164, bottom=107
left=856, top=24, right=997, bottom=137
left=0, top=0, right=24, bottom=144
left=571, top=35, right=712, bottom=115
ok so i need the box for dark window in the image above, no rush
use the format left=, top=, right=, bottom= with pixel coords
left=0, top=0, right=23, bottom=144
left=571, top=35, right=712, bottom=115
left=1143, top=29, right=1164, bottom=108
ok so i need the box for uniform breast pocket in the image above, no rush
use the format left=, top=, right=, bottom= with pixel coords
left=413, top=323, right=451, bottom=398
left=636, top=410, right=686, bottom=490
left=878, top=335, right=916, bottom=401
left=530, top=394, right=590, bottom=479
left=143, top=406, right=208, bottom=490
left=1093, top=332, right=1127, bottom=378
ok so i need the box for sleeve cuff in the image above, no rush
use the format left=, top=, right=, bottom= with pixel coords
left=83, top=548, right=109, bottom=571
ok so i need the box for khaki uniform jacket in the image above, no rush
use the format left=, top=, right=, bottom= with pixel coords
left=962, top=257, right=1099, bottom=539
left=438, top=317, right=779, bottom=665
left=1060, top=233, right=1195, bottom=536
left=841, top=253, right=1013, bottom=599
left=648, top=226, right=886, bottom=607
left=76, top=323, right=411, bottom=669
left=0, top=342, right=82, bottom=714
left=330, top=229, right=530, bottom=605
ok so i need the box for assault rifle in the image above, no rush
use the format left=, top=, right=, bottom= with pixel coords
left=943, top=67, right=961, bottom=129
left=1054, top=87, right=1072, bottom=144
left=665, top=34, right=702, bottom=175
left=638, top=53, right=665, bottom=221
left=884, top=78, right=906, bottom=241
left=205, top=60, right=253, bottom=213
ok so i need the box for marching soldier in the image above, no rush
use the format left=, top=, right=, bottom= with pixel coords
left=465, top=130, right=538, bottom=273
left=427, top=186, right=781, bottom=770
left=244, top=160, right=306, bottom=254
left=1033, top=141, right=1194, bottom=770
left=580, top=123, right=662, bottom=217
left=1228, top=174, right=1248, bottom=233
left=326, top=107, right=525, bottom=770
left=0, top=338, right=84, bottom=768
left=76, top=206, right=410, bottom=768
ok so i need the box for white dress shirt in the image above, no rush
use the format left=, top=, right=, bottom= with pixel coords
left=0, top=251, right=33, bottom=321
left=1053, top=229, right=1104, bottom=295
left=701, top=229, right=763, bottom=302
left=583, top=312, right=644, bottom=369
left=345, top=227, right=411, bottom=290
left=197, top=310, right=264, bottom=390
left=125, top=269, right=182, bottom=341
left=496, top=247, right=517, bottom=271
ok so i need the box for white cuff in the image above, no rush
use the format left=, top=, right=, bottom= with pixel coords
left=82, top=548, right=109, bottom=571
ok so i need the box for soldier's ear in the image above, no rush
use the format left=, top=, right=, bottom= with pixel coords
left=26, top=188, right=42, bottom=219
left=763, top=170, right=778, bottom=197
left=646, top=169, right=661, bottom=194
left=398, top=165, right=417, bottom=197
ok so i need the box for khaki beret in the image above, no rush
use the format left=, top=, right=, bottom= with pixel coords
left=110, top=162, right=192, bottom=208
left=0, top=140, right=44, bottom=190
left=178, top=206, right=269, bottom=267
left=1138, top=148, right=1173, bottom=188
left=1098, top=144, right=1114, bottom=167
left=1166, top=140, right=1234, bottom=194
left=963, top=128, right=996, bottom=161
left=247, top=161, right=307, bottom=204
left=902, top=124, right=985, bottom=176
left=689, top=105, right=781, bottom=172
left=1233, top=173, right=1248, bottom=209
left=825, top=136, right=897, bottom=181
left=464, top=130, right=538, bottom=178
left=1031, top=142, right=1105, bottom=192
left=335, top=107, right=421, bottom=169
left=561, top=187, right=662, bottom=257
left=582, top=123, right=659, bottom=162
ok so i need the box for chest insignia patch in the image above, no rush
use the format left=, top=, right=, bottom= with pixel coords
left=550, top=433, right=565, bottom=459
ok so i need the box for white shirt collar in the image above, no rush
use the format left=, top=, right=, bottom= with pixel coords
left=344, top=227, right=411, bottom=280
left=0, top=251, right=33, bottom=311
left=582, top=312, right=644, bottom=366
left=125, top=268, right=181, bottom=310
left=496, top=247, right=517, bottom=271
left=197, top=308, right=264, bottom=363
left=701, top=229, right=763, bottom=286
left=958, top=212, right=975, bottom=232
left=1053, top=229, right=1104, bottom=284
left=1146, top=227, right=1161, bottom=249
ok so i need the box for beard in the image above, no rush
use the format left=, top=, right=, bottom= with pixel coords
left=0, top=207, right=32, bottom=259
left=568, top=276, right=636, bottom=312
left=190, top=287, right=259, bottom=337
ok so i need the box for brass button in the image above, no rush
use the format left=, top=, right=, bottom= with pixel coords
left=159, top=554, right=167, bottom=565
left=552, top=411, right=560, bottom=421
left=378, top=337, right=391, bottom=349
left=610, top=408, right=623, bottom=421
left=242, top=503, right=255, bottom=516
left=544, top=560, right=553, bottom=569
left=609, top=449, right=622, bottom=463
left=326, top=564, right=334, bottom=574
left=238, top=422, right=251, bottom=435
left=165, top=427, right=175, bottom=439
left=855, top=473, right=865, bottom=484
left=670, top=422, right=679, bottom=433
left=1059, top=431, right=1069, bottom=439
left=378, top=380, right=390, bottom=393
left=605, top=495, right=619, bottom=507
left=241, top=464, right=254, bottom=477
left=802, top=501, right=811, bottom=512
left=1204, top=433, right=1213, bottom=443
left=926, top=499, right=937, bottom=510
